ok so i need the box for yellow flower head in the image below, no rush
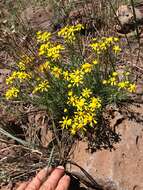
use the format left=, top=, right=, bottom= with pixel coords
left=113, top=45, right=121, bottom=54
left=69, top=69, right=84, bottom=86
left=108, top=77, right=117, bottom=86
left=128, top=83, right=136, bottom=93
left=63, top=71, right=69, bottom=80
left=51, top=66, right=62, bottom=78
left=37, top=31, right=51, bottom=42
left=67, top=95, right=78, bottom=106
left=59, top=116, right=72, bottom=129
left=93, top=60, right=98, bottom=65
left=38, top=61, right=51, bottom=72
left=118, top=81, right=129, bottom=89
left=47, top=44, right=65, bottom=60
left=6, top=71, right=31, bottom=84
left=82, top=88, right=92, bottom=98
left=5, top=87, right=19, bottom=100
left=89, top=97, right=102, bottom=110
left=18, top=61, right=26, bottom=71
left=112, top=72, right=118, bottom=77
left=32, top=80, right=49, bottom=94
left=82, top=63, right=93, bottom=73
left=76, top=98, right=85, bottom=111
left=68, top=91, right=73, bottom=96
left=102, top=80, right=107, bottom=85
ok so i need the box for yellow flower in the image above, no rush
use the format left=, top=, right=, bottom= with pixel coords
left=58, top=24, right=84, bottom=43
left=64, top=108, right=68, bottom=113
left=63, top=71, right=69, bottom=80
left=100, top=42, right=107, bottom=50
left=6, top=76, right=14, bottom=85
left=82, top=88, right=92, bottom=98
left=37, top=31, right=51, bottom=42
left=93, top=60, right=98, bottom=65
left=102, top=80, right=107, bottom=85
left=67, top=95, right=78, bottom=106
left=90, top=37, right=121, bottom=55
left=38, top=61, right=50, bottom=72
left=76, top=98, right=85, bottom=111
left=38, top=43, right=50, bottom=56
left=18, top=61, right=26, bottom=71
left=6, top=71, right=31, bottom=84
left=112, top=72, right=118, bottom=77
left=105, top=37, right=114, bottom=43
left=5, top=87, right=19, bottom=100
left=113, top=45, right=121, bottom=54
left=47, top=44, right=65, bottom=60
left=74, top=24, right=84, bottom=31
left=32, top=80, right=49, bottom=94
left=109, top=77, right=117, bottom=86
left=69, top=69, right=84, bottom=86
left=89, top=97, right=102, bottom=110
left=16, top=71, right=31, bottom=82
left=82, top=63, right=93, bottom=73
left=18, top=55, right=34, bottom=67
left=90, top=43, right=99, bottom=52
left=70, top=127, right=77, bottom=135
left=60, top=116, right=72, bottom=128
left=118, top=81, right=129, bottom=89
left=68, top=91, right=73, bottom=96
left=51, top=66, right=62, bottom=78
left=128, top=84, right=136, bottom=93
left=113, top=37, right=119, bottom=42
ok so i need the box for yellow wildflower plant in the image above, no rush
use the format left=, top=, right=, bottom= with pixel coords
left=16, top=71, right=31, bottom=82
left=76, top=97, right=86, bottom=111
left=68, top=90, right=73, bottom=97
left=67, top=95, right=78, bottom=106
left=38, top=42, right=65, bottom=60
left=6, top=75, right=15, bottom=85
left=3, top=23, right=137, bottom=139
left=17, top=55, right=34, bottom=71
left=112, top=72, right=118, bottom=77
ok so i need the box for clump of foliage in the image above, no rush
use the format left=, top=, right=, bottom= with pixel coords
left=4, top=24, right=136, bottom=138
